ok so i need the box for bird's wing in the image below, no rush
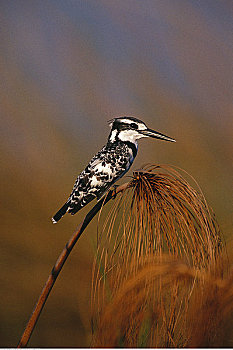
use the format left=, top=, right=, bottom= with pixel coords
left=95, top=166, right=129, bottom=201
left=89, top=157, right=103, bottom=169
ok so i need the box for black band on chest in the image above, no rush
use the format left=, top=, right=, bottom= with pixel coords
left=124, top=141, right=137, bottom=158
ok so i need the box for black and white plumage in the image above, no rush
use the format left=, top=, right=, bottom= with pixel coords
left=52, top=116, right=175, bottom=223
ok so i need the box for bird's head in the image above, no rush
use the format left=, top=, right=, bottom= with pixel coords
left=108, top=116, right=176, bottom=144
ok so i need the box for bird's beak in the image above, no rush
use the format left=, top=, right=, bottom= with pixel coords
left=139, top=128, right=176, bottom=142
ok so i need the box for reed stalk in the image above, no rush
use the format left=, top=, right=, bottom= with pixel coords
left=91, top=164, right=231, bottom=347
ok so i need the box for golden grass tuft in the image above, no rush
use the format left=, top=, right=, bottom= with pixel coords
left=91, top=164, right=232, bottom=347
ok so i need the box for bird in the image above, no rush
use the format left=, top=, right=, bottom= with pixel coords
left=52, top=116, right=175, bottom=223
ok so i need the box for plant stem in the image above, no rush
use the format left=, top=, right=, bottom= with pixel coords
left=17, top=182, right=129, bottom=348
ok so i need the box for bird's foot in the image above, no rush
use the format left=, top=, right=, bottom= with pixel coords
left=112, top=185, right=119, bottom=199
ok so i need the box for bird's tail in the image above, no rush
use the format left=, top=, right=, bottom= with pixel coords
left=52, top=201, right=70, bottom=224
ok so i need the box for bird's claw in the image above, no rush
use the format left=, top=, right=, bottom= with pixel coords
left=112, top=185, right=119, bottom=199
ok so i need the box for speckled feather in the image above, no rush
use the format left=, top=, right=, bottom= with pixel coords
left=67, top=140, right=136, bottom=215
left=52, top=116, right=175, bottom=223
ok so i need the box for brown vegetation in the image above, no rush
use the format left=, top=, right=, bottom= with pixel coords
left=91, top=165, right=232, bottom=347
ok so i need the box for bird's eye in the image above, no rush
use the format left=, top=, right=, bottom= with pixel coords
left=131, top=123, right=138, bottom=129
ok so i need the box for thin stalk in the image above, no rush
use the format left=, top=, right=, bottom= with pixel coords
left=17, top=182, right=129, bottom=348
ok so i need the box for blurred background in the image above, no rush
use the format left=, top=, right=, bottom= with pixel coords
left=1, top=0, right=233, bottom=347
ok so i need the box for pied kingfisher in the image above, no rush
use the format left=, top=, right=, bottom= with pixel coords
left=52, top=116, right=175, bottom=223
